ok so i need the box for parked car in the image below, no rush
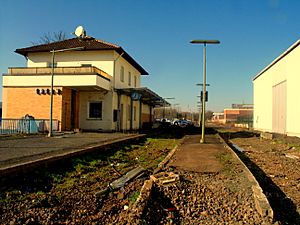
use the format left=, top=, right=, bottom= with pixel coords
left=173, top=119, right=193, bottom=127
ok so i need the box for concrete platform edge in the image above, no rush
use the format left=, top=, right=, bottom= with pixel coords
left=217, top=133, right=274, bottom=220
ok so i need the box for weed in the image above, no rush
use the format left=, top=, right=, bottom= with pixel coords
left=35, top=191, right=45, bottom=196
left=287, top=143, right=300, bottom=151
left=129, top=190, right=140, bottom=204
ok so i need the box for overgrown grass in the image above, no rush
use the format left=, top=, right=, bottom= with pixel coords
left=1, top=134, right=180, bottom=205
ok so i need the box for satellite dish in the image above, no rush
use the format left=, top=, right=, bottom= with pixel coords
left=74, top=25, right=85, bottom=37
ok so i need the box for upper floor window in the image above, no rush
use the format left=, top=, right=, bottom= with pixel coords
left=134, top=76, right=137, bottom=87
left=120, top=66, right=124, bottom=82
left=128, top=72, right=131, bottom=86
left=81, top=64, right=92, bottom=67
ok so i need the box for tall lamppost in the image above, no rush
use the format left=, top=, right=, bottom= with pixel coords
left=190, top=40, right=220, bottom=143
left=48, top=46, right=84, bottom=137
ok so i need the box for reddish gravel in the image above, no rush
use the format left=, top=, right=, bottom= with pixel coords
left=225, top=130, right=300, bottom=225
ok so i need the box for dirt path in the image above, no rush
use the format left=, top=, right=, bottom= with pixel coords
left=140, top=134, right=272, bottom=224
left=168, top=135, right=224, bottom=173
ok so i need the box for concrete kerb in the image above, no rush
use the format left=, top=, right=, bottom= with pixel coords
left=127, top=143, right=179, bottom=224
left=0, top=134, right=145, bottom=178
left=217, top=133, right=274, bottom=220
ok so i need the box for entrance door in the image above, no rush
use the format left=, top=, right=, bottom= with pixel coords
left=272, top=81, right=287, bottom=134
left=71, top=89, right=77, bottom=130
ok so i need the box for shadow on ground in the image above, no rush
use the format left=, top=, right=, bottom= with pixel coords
left=142, top=185, right=181, bottom=224
left=223, top=138, right=300, bottom=225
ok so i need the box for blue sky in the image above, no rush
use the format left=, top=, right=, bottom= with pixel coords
left=1, top=0, right=300, bottom=112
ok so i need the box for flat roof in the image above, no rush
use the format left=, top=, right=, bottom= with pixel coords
left=116, top=87, right=170, bottom=107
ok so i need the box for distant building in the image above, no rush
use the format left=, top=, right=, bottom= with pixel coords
left=212, top=104, right=253, bottom=126
left=231, top=104, right=253, bottom=109
left=224, top=107, right=253, bottom=124
left=253, top=39, right=300, bottom=137
left=212, top=112, right=224, bottom=123
left=2, top=34, right=167, bottom=132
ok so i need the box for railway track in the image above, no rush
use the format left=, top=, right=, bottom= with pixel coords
left=2, top=128, right=298, bottom=224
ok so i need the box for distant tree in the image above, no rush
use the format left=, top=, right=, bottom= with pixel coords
left=32, top=31, right=67, bottom=45
left=205, top=110, right=214, bottom=120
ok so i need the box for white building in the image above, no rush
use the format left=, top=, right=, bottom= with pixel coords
left=253, top=39, right=300, bottom=137
left=2, top=34, right=168, bottom=132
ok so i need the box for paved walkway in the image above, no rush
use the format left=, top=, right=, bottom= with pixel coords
left=0, top=133, right=142, bottom=171
left=169, top=134, right=226, bottom=173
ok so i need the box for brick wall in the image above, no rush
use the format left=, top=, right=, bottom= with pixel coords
left=2, top=87, right=63, bottom=122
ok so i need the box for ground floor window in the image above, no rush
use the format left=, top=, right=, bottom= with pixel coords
left=88, top=102, right=102, bottom=119
left=133, top=106, right=137, bottom=121
left=127, top=104, right=131, bottom=121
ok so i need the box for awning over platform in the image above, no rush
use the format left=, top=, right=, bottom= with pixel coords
left=116, top=87, right=170, bottom=107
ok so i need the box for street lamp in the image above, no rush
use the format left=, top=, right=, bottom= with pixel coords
left=48, top=46, right=84, bottom=137
left=190, top=40, right=220, bottom=143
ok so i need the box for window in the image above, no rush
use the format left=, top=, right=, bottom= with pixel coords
left=128, top=72, right=131, bottom=86
left=133, top=106, right=136, bottom=121
left=48, top=62, right=57, bottom=68
left=120, top=66, right=124, bottom=82
left=81, top=64, right=92, bottom=67
left=134, top=76, right=137, bottom=87
left=127, top=104, right=131, bottom=121
left=88, top=102, right=102, bottom=119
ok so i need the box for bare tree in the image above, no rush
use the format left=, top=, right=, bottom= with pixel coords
left=32, top=31, right=67, bottom=45
left=205, top=110, right=214, bottom=120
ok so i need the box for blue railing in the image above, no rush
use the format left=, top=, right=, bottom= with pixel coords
left=0, top=118, right=59, bottom=135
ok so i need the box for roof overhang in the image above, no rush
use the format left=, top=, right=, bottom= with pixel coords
left=116, top=87, right=170, bottom=107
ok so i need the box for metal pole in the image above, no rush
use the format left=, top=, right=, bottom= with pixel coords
left=48, top=50, right=55, bottom=137
left=201, top=43, right=206, bottom=143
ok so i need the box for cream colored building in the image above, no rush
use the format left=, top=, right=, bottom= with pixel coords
left=2, top=35, right=167, bottom=132
left=253, top=39, right=300, bottom=137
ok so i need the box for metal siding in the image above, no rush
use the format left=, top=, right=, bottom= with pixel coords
left=272, top=81, right=287, bottom=134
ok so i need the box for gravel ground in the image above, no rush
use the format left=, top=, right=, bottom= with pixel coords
left=140, top=144, right=273, bottom=225
left=0, top=134, right=178, bottom=224
left=229, top=133, right=300, bottom=225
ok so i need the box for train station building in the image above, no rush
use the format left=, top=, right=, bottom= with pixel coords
left=2, top=34, right=168, bottom=132
left=253, top=39, right=300, bottom=137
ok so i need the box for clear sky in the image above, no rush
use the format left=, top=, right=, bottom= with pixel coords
left=1, top=0, right=300, bottom=112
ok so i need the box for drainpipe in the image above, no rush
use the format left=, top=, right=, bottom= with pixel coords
left=150, top=105, right=153, bottom=123
left=139, top=100, right=142, bottom=130
left=130, top=96, right=133, bottom=131
left=113, top=52, right=124, bottom=132
left=117, top=92, right=121, bottom=131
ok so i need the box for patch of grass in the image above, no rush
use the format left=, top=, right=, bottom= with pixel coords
left=56, top=177, right=78, bottom=190
left=155, top=155, right=165, bottom=165
left=287, top=143, right=300, bottom=151
left=128, top=190, right=140, bottom=204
